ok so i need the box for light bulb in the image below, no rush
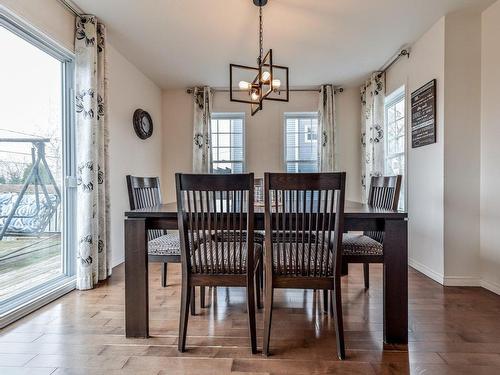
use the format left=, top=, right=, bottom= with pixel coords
left=272, top=79, right=281, bottom=90
left=251, top=88, right=260, bottom=101
left=239, top=81, right=251, bottom=90
left=261, top=71, right=271, bottom=83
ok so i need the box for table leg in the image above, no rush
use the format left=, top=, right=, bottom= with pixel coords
left=383, top=219, right=408, bottom=345
left=125, top=218, right=149, bottom=338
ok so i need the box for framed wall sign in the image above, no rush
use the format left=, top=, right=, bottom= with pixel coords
left=411, top=79, right=437, bottom=148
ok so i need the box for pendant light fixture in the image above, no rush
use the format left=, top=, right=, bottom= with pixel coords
left=230, top=0, right=289, bottom=116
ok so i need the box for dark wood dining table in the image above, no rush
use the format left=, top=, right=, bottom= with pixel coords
left=124, top=200, right=408, bottom=346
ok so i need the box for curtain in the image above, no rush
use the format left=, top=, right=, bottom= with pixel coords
left=360, top=72, right=386, bottom=202
left=74, top=16, right=110, bottom=290
left=192, top=87, right=213, bottom=173
left=318, top=84, right=337, bottom=172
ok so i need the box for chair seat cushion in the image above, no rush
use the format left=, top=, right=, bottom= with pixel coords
left=148, top=232, right=181, bottom=256
left=191, top=241, right=262, bottom=273
left=216, top=231, right=314, bottom=245
left=270, top=241, right=333, bottom=276
left=342, top=233, right=383, bottom=256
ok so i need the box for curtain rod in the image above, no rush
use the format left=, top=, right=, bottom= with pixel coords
left=186, top=86, right=344, bottom=95
left=58, top=0, right=83, bottom=17
left=379, top=47, right=411, bottom=73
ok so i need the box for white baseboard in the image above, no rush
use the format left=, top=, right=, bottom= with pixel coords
left=409, top=258, right=500, bottom=295
left=481, top=278, right=500, bottom=295
left=409, top=258, right=444, bottom=284
left=443, top=276, right=481, bottom=287
left=112, top=257, right=124, bottom=268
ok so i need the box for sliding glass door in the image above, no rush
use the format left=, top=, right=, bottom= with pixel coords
left=0, top=9, right=75, bottom=325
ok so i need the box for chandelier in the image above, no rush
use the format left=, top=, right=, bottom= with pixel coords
left=230, top=0, right=289, bottom=116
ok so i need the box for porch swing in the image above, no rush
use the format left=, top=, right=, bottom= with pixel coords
left=0, top=136, right=61, bottom=240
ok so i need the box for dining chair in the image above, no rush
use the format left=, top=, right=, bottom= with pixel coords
left=176, top=173, right=262, bottom=354
left=342, top=175, right=402, bottom=289
left=126, top=175, right=205, bottom=312
left=263, top=172, right=347, bottom=359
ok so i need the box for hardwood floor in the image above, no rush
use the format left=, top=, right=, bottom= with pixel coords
left=1, top=263, right=500, bottom=374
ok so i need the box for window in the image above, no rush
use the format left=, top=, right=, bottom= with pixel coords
left=384, top=86, right=406, bottom=210
left=210, top=113, right=245, bottom=173
left=0, top=8, right=75, bottom=325
left=284, top=112, right=319, bottom=173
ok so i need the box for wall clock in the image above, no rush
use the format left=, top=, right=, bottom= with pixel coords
left=133, top=109, right=153, bottom=139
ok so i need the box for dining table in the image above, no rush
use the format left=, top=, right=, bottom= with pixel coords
left=124, top=199, right=408, bottom=346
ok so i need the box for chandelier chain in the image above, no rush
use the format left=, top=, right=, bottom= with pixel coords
left=259, top=5, right=263, bottom=64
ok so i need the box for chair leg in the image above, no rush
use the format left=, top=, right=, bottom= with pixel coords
left=255, top=262, right=262, bottom=309
left=190, top=287, right=196, bottom=316
left=161, top=262, right=168, bottom=287
left=363, top=263, right=370, bottom=289
left=332, top=278, right=346, bottom=360
left=263, top=286, right=274, bottom=356
left=246, top=274, right=258, bottom=354
left=178, top=278, right=191, bottom=352
left=323, top=290, right=329, bottom=313
left=253, top=274, right=262, bottom=310
left=200, top=286, right=206, bottom=308
left=259, top=259, right=264, bottom=289
left=341, top=261, right=348, bottom=276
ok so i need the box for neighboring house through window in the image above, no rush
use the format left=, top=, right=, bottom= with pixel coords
left=210, top=113, right=245, bottom=173
left=284, top=112, right=319, bottom=173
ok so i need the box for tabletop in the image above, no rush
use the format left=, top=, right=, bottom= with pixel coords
left=125, top=200, right=408, bottom=220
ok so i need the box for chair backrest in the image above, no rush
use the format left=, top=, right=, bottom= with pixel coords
left=127, top=175, right=164, bottom=241
left=126, top=175, right=162, bottom=210
left=175, top=173, right=254, bottom=276
left=367, top=175, right=402, bottom=210
left=264, top=172, right=346, bottom=278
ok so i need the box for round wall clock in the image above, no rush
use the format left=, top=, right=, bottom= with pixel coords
left=133, top=109, right=153, bottom=139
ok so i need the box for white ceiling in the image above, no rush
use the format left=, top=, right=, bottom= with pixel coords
left=72, top=0, right=493, bottom=89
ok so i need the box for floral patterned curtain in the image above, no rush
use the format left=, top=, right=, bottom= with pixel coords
left=75, top=16, right=110, bottom=290
left=192, top=87, right=213, bottom=173
left=318, top=84, right=337, bottom=172
left=361, top=72, right=385, bottom=202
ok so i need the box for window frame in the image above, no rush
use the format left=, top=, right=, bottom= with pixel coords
left=210, top=112, right=246, bottom=174
left=0, top=6, right=76, bottom=327
left=384, top=86, right=406, bottom=211
left=283, top=112, right=320, bottom=173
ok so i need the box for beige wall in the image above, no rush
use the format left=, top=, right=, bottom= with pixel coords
left=481, top=0, right=500, bottom=294
left=443, top=9, right=482, bottom=284
left=0, top=0, right=74, bottom=51
left=0, top=0, right=164, bottom=267
left=107, top=44, right=163, bottom=266
left=386, top=8, right=488, bottom=288
left=162, top=89, right=361, bottom=203
left=386, top=18, right=446, bottom=282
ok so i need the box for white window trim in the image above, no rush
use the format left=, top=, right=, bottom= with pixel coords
left=283, top=112, right=320, bottom=173
left=384, top=86, right=406, bottom=210
left=210, top=112, right=246, bottom=173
